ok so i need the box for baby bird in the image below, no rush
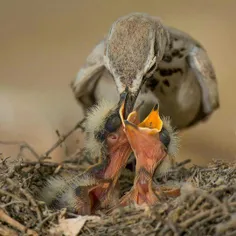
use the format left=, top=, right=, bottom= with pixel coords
left=40, top=91, right=179, bottom=214
left=40, top=95, right=133, bottom=215
left=118, top=102, right=180, bottom=206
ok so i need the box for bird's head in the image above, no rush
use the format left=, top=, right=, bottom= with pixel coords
left=119, top=99, right=179, bottom=175
left=85, top=93, right=130, bottom=159
left=104, top=13, right=169, bottom=117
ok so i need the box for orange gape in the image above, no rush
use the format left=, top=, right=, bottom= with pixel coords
left=73, top=101, right=180, bottom=214
left=72, top=102, right=140, bottom=214
left=118, top=103, right=180, bottom=207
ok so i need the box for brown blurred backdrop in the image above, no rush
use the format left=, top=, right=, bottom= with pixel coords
left=0, top=0, right=235, bottom=165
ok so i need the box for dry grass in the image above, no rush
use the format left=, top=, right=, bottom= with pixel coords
left=0, top=121, right=236, bottom=235
left=1, top=151, right=236, bottom=235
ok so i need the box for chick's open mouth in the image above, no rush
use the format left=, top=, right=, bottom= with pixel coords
left=117, top=94, right=180, bottom=206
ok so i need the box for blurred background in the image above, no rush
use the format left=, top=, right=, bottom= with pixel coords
left=0, top=0, right=235, bottom=165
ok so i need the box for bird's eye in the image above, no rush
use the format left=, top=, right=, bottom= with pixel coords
left=159, top=127, right=170, bottom=149
left=105, top=114, right=121, bottom=133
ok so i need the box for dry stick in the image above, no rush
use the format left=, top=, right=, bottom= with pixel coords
left=179, top=202, right=236, bottom=230
left=0, top=156, right=11, bottom=164
left=6, top=178, right=42, bottom=222
left=163, top=159, right=191, bottom=175
left=190, top=212, right=224, bottom=231
left=190, top=195, right=205, bottom=211
left=175, top=159, right=191, bottom=168
left=216, top=216, right=236, bottom=234
left=0, top=118, right=85, bottom=162
left=0, top=189, right=28, bottom=204
left=166, top=219, right=180, bottom=235
left=0, top=208, right=38, bottom=236
left=20, top=161, right=84, bottom=171
left=0, top=224, right=19, bottom=236
left=194, top=188, right=229, bottom=215
left=0, top=200, right=27, bottom=208
left=39, top=118, right=86, bottom=161
left=55, top=129, right=69, bottom=157
left=179, top=208, right=218, bottom=229
left=37, top=212, right=59, bottom=230
left=0, top=141, right=40, bottom=160
left=158, top=224, right=172, bottom=235
left=179, top=188, right=229, bottom=222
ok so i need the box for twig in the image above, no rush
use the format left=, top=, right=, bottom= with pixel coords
left=190, top=195, right=205, bottom=211
left=55, top=129, right=69, bottom=157
left=179, top=202, right=236, bottom=230
left=159, top=224, right=171, bottom=235
left=0, top=208, right=38, bottom=235
left=0, top=189, right=28, bottom=204
left=0, top=200, right=27, bottom=208
left=0, top=156, right=11, bottom=165
left=6, top=178, right=42, bottom=222
left=162, top=159, right=191, bottom=175
left=194, top=188, right=229, bottom=215
left=0, top=223, right=19, bottom=236
left=175, top=159, right=191, bottom=168
left=20, top=161, right=84, bottom=171
left=216, top=215, right=236, bottom=234
left=167, top=219, right=180, bottom=235
left=39, top=118, right=86, bottom=161
left=179, top=208, right=218, bottom=229
left=190, top=212, right=222, bottom=231
left=0, top=118, right=85, bottom=162
left=0, top=141, right=40, bottom=160
left=37, top=212, right=59, bottom=230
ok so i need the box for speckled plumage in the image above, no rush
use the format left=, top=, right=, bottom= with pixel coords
left=71, top=12, right=219, bottom=129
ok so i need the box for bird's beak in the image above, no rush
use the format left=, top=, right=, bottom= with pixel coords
left=119, top=87, right=139, bottom=119
left=138, top=104, right=163, bottom=131
left=119, top=93, right=140, bottom=127
left=123, top=105, right=166, bottom=171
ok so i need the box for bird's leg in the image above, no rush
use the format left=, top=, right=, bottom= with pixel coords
left=119, top=169, right=159, bottom=206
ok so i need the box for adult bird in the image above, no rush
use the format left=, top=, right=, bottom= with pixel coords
left=71, top=13, right=219, bottom=129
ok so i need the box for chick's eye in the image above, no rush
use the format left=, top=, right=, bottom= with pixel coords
left=159, top=127, right=170, bottom=149
left=105, top=115, right=121, bottom=133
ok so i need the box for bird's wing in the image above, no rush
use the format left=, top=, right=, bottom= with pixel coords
left=187, top=45, right=220, bottom=116
left=71, top=39, right=106, bottom=111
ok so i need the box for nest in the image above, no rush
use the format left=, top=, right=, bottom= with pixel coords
left=1, top=121, right=236, bottom=236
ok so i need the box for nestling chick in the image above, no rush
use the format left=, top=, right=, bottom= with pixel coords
left=40, top=91, right=179, bottom=214
left=118, top=102, right=180, bottom=206
left=40, top=94, right=133, bottom=214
